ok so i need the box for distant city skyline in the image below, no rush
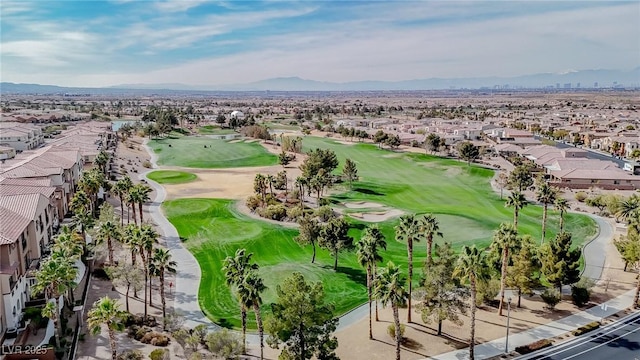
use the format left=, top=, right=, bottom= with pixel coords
left=1, top=0, right=638, bottom=88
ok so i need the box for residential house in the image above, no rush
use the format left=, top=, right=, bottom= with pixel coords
left=0, top=123, right=44, bottom=152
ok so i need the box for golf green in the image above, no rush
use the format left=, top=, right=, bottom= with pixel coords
left=149, top=137, right=278, bottom=168
left=163, top=136, right=596, bottom=329
left=147, top=170, right=197, bottom=184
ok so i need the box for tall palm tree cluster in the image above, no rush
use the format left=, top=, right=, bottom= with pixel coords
left=32, top=148, right=173, bottom=360
left=222, top=249, right=266, bottom=359
left=32, top=227, right=84, bottom=349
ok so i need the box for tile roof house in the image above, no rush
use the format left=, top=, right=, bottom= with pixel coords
left=0, top=123, right=44, bottom=152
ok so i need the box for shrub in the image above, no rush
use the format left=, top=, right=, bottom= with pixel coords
left=318, top=197, right=331, bottom=206
left=206, top=328, right=243, bottom=359
left=246, top=195, right=261, bottom=211
left=172, top=327, right=190, bottom=347
left=515, top=339, right=553, bottom=354
left=387, top=324, right=406, bottom=340
left=286, top=206, right=304, bottom=221
left=134, top=327, right=151, bottom=341
left=149, top=349, right=169, bottom=360
left=477, top=278, right=500, bottom=306
left=117, top=350, right=144, bottom=360
left=575, top=192, right=588, bottom=202
left=540, top=288, right=562, bottom=310
left=315, top=206, right=335, bottom=222
left=572, top=321, right=600, bottom=336
left=142, top=160, right=152, bottom=168
left=571, top=285, right=591, bottom=307
left=259, top=204, right=287, bottom=221
left=141, top=331, right=170, bottom=346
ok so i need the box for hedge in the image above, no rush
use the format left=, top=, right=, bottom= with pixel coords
left=515, top=339, right=554, bottom=354
left=572, top=321, right=600, bottom=336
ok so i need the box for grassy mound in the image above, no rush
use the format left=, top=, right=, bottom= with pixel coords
left=148, top=137, right=277, bottom=168
left=147, top=170, right=197, bottom=184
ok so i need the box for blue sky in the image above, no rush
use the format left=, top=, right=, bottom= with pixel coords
left=1, top=0, right=638, bottom=87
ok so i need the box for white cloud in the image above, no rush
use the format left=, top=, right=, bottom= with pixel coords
left=1, top=2, right=638, bottom=87
left=154, top=0, right=211, bottom=12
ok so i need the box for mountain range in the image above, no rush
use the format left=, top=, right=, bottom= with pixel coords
left=2, top=68, right=639, bottom=94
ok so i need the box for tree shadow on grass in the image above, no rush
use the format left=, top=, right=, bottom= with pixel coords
left=318, top=265, right=367, bottom=286
left=352, top=187, right=384, bottom=196
left=216, top=318, right=234, bottom=329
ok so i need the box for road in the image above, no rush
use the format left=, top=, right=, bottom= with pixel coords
left=520, top=312, right=640, bottom=360
left=580, top=214, right=612, bottom=281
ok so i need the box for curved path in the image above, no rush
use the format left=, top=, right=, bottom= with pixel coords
left=141, top=140, right=618, bottom=345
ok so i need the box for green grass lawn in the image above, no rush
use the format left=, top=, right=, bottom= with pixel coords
left=197, top=125, right=237, bottom=135
left=147, top=170, right=197, bottom=184
left=163, top=136, right=597, bottom=330
left=148, top=137, right=278, bottom=168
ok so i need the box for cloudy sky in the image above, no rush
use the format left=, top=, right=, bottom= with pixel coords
left=1, top=0, right=638, bottom=87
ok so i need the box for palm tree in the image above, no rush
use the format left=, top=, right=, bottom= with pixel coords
left=222, top=248, right=258, bottom=354
left=492, top=223, right=518, bottom=316
left=69, top=190, right=91, bottom=214
left=536, top=181, right=557, bottom=244
left=554, top=197, right=569, bottom=233
left=254, top=174, right=267, bottom=205
left=238, top=272, right=266, bottom=360
left=617, top=195, right=640, bottom=222
left=113, top=176, right=133, bottom=225
left=87, top=296, right=127, bottom=360
left=71, top=209, right=94, bottom=253
left=295, top=176, right=306, bottom=202
left=149, top=248, right=176, bottom=330
left=130, top=184, right=152, bottom=223
left=123, top=224, right=141, bottom=266
left=79, top=168, right=104, bottom=215
left=96, top=219, right=120, bottom=264
left=32, top=255, right=78, bottom=348
left=266, top=174, right=275, bottom=196
left=356, top=225, right=386, bottom=340
left=374, top=262, right=408, bottom=360
left=94, top=150, right=110, bottom=175
left=127, top=190, right=138, bottom=225
left=505, top=191, right=527, bottom=231
left=420, top=214, right=443, bottom=267
left=139, top=224, right=158, bottom=316
left=454, top=246, right=489, bottom=360
left=395, top=214, right=421, bottom=322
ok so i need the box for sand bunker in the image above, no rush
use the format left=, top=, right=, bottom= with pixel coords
left=343, top=201, right=384, bottom=209
left=341, top=201, right=403, bottom=222
left=359, top=209, right=404, bottom=222
left=228, top=139, right=243, bottom=143
left=333, top=140, right=356, bottom=146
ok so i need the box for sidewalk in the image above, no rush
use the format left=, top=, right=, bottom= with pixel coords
left=432, top=289, right=637, bottom=360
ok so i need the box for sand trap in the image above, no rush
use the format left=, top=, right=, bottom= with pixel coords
left=382, top=153, right=402, bottom=158
left=228, top=139, right=243, bottom=143
left=445, top=168, right=462, bottom=177
left=333, top=140, right=356, bottom=146
left=343, top=201, right=384, bottom=209
left=244, top=139, right=260, bottom=143
left=359, top=209, right=404, bottom=222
